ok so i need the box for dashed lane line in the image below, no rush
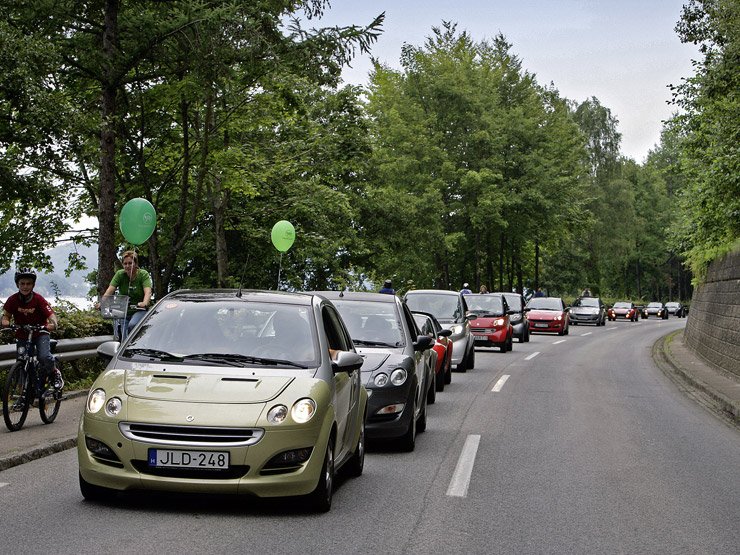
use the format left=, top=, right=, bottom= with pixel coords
left=446, top=434, right=481, bottom=498
left=553, top=339, right=567, bottom=344
left=581, top=332, right=593, bottom=336
left=492, top=374, right=510, bottom=392
left=525, top=352, right=540, bottom=360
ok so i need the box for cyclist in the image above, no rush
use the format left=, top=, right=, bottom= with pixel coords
left=1, top=268, right=63, bottom=391
left=99, top=250, right=152, bottom=340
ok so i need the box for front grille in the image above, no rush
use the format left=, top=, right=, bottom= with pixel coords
left=131, top=460, right=250, bottom=479
left=119, top=423, right=264, bottom=447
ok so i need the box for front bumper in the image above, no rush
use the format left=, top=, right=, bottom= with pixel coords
left=570, top=313, right=600, bottom=324
left=365, top=383, right=415, bottom=440
left=529, top=319, right=566, bottom=333
left=78, top=407, right=333, bottom=498
left=471, top=328, right=508, bottom=347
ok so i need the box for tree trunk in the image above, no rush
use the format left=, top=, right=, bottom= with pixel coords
left=97, top=0, right=120, bottom=296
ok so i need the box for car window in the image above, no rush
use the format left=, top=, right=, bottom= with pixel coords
left=466, top=294, right=505, bottom=315
left=526, top=297, right=564, bottom=311
left=613, top=302, right=631, bottom=308
left=413, top=314, right=433, bottom=337
left=331, top=299, right=404, bottom=347
left=124, top=300, right=319, bottom=366
left=503, top=294, right=522, bottom=311
left=575, top=297, right=600, bottom=307
left=322, top=305, right=353, bottom=352
left=405, top=293, right=461, bottom=320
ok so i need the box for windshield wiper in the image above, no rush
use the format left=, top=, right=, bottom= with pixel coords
left=183, top=353, right=309, bottom=369
left=352, top=339, right=399, bottom=347
left=122, top=348, right=184, bottom=362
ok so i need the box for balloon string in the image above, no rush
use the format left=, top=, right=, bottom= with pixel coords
left=277, top=252, right=283, bottom=290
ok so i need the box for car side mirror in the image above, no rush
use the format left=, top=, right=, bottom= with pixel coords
left=438, top=329, right=452, bottom=338
left=331, top=350, right=364, bottom=373
left=97, top=341, right=120, bottom=364
left=413, top=334, right=434, bottom=352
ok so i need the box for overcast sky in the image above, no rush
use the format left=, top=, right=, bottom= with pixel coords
left=314, top=0, right=699, bottom=163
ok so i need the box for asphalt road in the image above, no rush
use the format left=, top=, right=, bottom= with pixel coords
left=1, top=318, right=738, bottom=554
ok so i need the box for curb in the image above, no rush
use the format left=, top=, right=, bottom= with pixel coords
left=0, top=437, right=77, bottom=472
left=653, top=331, right=740, bottom=429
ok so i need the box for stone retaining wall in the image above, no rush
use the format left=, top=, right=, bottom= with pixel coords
left=684, top=248, right=740, bottom=378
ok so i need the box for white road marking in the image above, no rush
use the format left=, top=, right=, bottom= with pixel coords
left=0, top=483, right=8, bottom=488
left=447, top=434, right=481, bottom=498
left=492, top=374, right=510, bottom=392
left=553, top=340, right=567, bottom=344
left=581, top=332, right=592, bottom=336
left=525, top=352, right=540, bottom=360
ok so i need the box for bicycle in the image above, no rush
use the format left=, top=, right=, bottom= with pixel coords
left=2, top=324, right=63, bottom=432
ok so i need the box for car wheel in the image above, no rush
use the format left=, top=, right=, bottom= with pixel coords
left=399, top=397, right=416, bottom=452
left=467, top=343, right=475, bottom=369
left=524, top=327, right=530, bottom=342
left=308, top=438, right=334, bottom=512
left=79, top=473, right=112, bottom=503
left=416, top=398, right=427, bottom=434
left=444, top=354, right=452, bottom=384
left=564, top=325, right=569, bottom=335
left=344, top=417, right=365, bottom=478
left=427, top=373, right=437, bottom=404
left=435, top=369, right=445, bottom=392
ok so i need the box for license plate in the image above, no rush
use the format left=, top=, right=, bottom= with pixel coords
left=474, top=335, right=487, bottom=342
left=148, top=448, right=229, bottom=469
left=534, top=323, right=549, bottom=328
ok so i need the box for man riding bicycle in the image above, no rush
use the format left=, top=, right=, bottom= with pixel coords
left=1, top=268, right=63, bottom=391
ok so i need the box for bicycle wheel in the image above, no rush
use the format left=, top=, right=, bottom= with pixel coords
left=3, top=362, right=31, bottom=431
left=39, top=365, right=61, bottom=424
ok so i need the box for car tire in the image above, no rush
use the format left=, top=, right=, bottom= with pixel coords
left=524, top=327, right=530, bottom=342
left=436, top=369, right=445, bottom=392
left=416, top=398, right=427, bottom=434
left=467, top=343, right=475, bottom=369
left=79, top=473, right=112, bottom=503
left=308, top=438, right=334, bottom=512
left=344, top=418, right=365, bottom=478
left=444, top=355, right=452, bottom=384
left=399, top=397, right=416, bottom=452
left=427, top=373, right=436, bottom=404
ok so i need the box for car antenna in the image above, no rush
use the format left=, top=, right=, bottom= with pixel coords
left=236, top=256, right=249, bottom=298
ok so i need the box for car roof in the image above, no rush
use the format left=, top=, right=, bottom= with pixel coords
left=164, top=288, right=316, bottom=306
left=311, top=290, right=399, bottom=303
left=405, top=289, right=460, bottom=296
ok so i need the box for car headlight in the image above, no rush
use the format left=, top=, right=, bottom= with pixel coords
left=450, top=324, right=463, bottom=335
left=374, top=373, right=389, bottom=387
left=555, top=315, right=563, bottom=321
left=390, top=368, right=407, bottom=386
left=87, top=389, right=106, bottom=414
left=291, top=398, right=316, bottom=424
left=105, top=397, right=122, bottom=417
left=267, top=404, right=289, bottom=424
left=494, top=318, right=505, bottom=327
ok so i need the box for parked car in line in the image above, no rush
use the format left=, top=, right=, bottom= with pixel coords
left=501, top=292, right=530, bottom=342
left=525, top=296, right=570, bottom=335
left=607, top=301, right=640, bottom=322
left=569, top=296, right=607, bottom=326
left=665, top=301, right=686, bottom=318
left=413, top=311, right=453, bottom=392
left=404, top=289, right=477, bottom=372
left=79, top=289, right=367, bottom=512
left=317, top=291, right=435, bottom=452
left=465, top=293, right=514, bottom=352
left=644, top=301, right=669, bottom=319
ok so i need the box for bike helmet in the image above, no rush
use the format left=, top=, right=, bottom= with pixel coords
left=14, top=268, right=37, bottom=285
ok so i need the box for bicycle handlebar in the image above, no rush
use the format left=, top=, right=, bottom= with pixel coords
left=1, top=324, right=49, bottom=334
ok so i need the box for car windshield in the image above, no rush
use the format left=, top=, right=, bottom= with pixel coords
left=465, top=294, right=505, bottom=316
left=666, top=302, right=679, bottom=308
left=613, top=302, right=631, bottom=309
left=502, top=294, right=522, bottom=311
left=648, top=302, right=662, bottom=308
left=526, top=297, right=563, bottom=311
left=331, top=299, right=404, bottom=347
left=405, top=293, right=462, bottom=321
left=122, top=299, right=319, bottom=368
left=574, top=297, right=600, bottom=308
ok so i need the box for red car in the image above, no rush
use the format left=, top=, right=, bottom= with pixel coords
left=466, top=293, right=514, bottom=352
left=526, top=296, right=570, bottom=336
left=608, top=301, right=639, bottom=322
left=413, top=311, right=453, bottom=392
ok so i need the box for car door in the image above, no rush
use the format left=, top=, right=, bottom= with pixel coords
left=321, top=304, right=358, bottom=459
left=401, top=302, right=430, bottom=411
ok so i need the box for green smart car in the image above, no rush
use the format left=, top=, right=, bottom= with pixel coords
left=78, top=289, right=367, bottom=512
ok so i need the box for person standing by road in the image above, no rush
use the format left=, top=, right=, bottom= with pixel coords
left=379, top=279, right=395, bottom=295
left=99, top=250, right=152, bottom=340
left=1, top=268, right=63, bottom=391
left=534, top=287, right=545, bottom=298
left=479, top=284, right=489, bottom=294
left=460, top=283, right=472, bottom=295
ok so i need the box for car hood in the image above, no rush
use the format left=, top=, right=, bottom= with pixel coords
left=356, top=349, right=391, bottom=372
left=469, top=315, right=504, bottom=325
left=124, top=366, right=294, bottom=403
left=527, top=309, right=563, bottom=320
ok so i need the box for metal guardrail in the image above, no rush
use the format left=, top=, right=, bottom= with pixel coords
left=0, top=335, right=114, bottom=370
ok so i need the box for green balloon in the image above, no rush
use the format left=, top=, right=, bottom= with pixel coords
left=119, top=198, right=157, bottom=245
left=271, top=220, right=296, bottom=252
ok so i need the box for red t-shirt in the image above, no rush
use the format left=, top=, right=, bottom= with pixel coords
left=3, top=292, right=55, bottom=339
